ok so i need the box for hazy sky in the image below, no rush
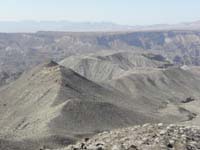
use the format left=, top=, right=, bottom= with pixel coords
left=0, top=0, right=200, bottom=25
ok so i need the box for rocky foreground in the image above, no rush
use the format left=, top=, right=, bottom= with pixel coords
left=55, top=124, right=200, bottom=150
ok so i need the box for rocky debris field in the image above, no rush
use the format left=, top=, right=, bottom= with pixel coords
left=56, top=124, right=200, bottom=150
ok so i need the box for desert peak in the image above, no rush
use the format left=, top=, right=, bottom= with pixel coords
left=44, top=60, right=59, bottom=68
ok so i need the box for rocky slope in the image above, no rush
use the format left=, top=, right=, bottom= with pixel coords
left=60, top=51, right=171, bottom=82
left=108, top=67, right=200, bottom=108
left=0, top=61, right=157, bottom=150
left=61, top=51, right=200, bottom=124
left=59, top=123, right=200, bottom=150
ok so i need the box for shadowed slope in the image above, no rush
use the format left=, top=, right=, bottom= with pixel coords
left=0, top=61, right=155, bottom=149
left=108, top=67, right=200, bottom=123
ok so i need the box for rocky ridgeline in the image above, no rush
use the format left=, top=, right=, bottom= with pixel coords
left=57, top=124, right=200, bottom=150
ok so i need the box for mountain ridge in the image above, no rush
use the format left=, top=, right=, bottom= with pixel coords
left=0, top=60, right=156, bottom=149
left=0, top=20, right=200, bottom=33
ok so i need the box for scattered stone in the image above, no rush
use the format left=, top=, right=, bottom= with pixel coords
left=159, top=130, right=166, bottom=135
left=128, top=145, right=138, bottom=150
left=84, top=138, right=90, bottom=142
left=167, top=143, right=173, bottom=149
left=181, top=97, right=195, bottom=103
left=60, top=124, right=200, bottom=150
left=158, top=123, right=164, bottom=128
left=111, top=144, right=124, bottom=150
left=169, top=140, right=175, bottom=145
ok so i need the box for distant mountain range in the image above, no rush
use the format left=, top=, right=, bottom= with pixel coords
left=0, top=20, right=200, bottom=32
left=0, top=21, right=133, bottom=32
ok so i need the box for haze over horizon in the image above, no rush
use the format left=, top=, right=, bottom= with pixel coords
left=1, top=0, right=200, bottom=26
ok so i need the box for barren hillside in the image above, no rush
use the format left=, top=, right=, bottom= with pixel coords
left=0, top=61, right=156, bottom=149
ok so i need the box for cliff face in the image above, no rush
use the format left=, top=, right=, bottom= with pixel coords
left=96, top=31, right=200, bottom=65
left=0, top=30, right=200, bottom=86
left=0, top=31, right=200, bottom=71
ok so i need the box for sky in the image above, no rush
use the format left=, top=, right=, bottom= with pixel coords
left=0, top=0, right=200, bottom=25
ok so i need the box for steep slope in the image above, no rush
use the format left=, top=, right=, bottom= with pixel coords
left=60, top=51, right=171, bottom=82
left=110, top=67, right=200, bottom=100
left=0, top=61, right=155, bottom=150
left=108, top=67, right=200, bottom=123
left=61, top=51, right=200, bottom=124
left=60, top=50, right=200, bottom=123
